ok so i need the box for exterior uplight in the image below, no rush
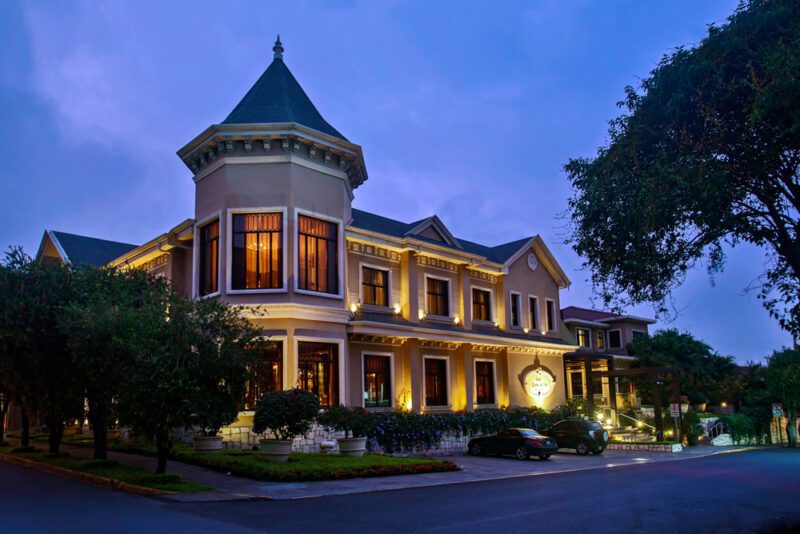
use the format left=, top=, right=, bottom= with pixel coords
left=453, top=316, right=460, bottom=325
left=393, top=304, right=401, bottom=314
left=523, top=327, right=529, bottom=334
left=350, top=303, right=359, bottom=313
left=418, top=310, right=426, bottom=320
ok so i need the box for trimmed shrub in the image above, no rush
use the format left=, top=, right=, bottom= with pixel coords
left=317, top=405, right=376, bottom=438
left=253, top=389, right=320, bottom=440
left=720, top=413, right=757, bottom=443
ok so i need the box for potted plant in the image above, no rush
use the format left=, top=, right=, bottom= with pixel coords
left=317, top=405, right=375, bottom=457
left=252, top=389, right=320, bottom=462
left=193, top=428, right=224, bottom=452
left=681, top=410, right=704, bottom=446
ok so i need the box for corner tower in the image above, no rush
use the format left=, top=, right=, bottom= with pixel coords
left=177, top=37, right=367, bottom=307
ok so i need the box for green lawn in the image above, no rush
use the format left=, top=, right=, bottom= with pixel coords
left=0, top=446, right=212, bottom=493
left=112, top=442, right=459, bottom=482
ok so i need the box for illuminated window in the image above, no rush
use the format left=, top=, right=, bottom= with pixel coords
left=576, top=328, right=590, bottom=347
left=242, top=342, right=283, bottom=410
left=570, top=371, right=584, bottom=398
left=297, top=341, right=338, bottom=407
left=529, top=296, right=539, bottom=330
left=362, top=267, right=388, bottom=307
left=199, top=220, right=219, bottom=296
left=232, top=213, right=282, bottom=290
left=424, top=357, right=448, bottom=407
left=363, top=354, right=391, bottom=408
left=426, top=277, right=450, bottom=317
left=596, top=331, right=606, bottom=350
left=475, top=360, right=495, bottom=405
left=472, top=288, right=492, bottom=321
left=297, top=215, right=338, bottom=294
left=510, top=293, right=521, bottom=328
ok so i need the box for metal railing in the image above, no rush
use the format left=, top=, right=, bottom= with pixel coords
left=708, top=421, right=727, bottom=439
left=618, top=412, right=656, bottom=432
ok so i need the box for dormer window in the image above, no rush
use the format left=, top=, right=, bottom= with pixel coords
left=232, top=213, right=283, bottom=290
left=298, top=215, right=338, bottom=294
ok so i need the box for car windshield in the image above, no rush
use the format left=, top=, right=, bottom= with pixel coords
left=519, top=430, right=544, bottom=438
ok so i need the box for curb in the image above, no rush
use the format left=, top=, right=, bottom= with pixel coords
left=0, top=452, right=175, bottom=497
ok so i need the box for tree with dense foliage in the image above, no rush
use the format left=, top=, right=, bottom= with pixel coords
left=766, top=348, right=800, bottom=446
left=565, top=0, right=800, bottom=336
left=628, top=329, right=740, bottom=406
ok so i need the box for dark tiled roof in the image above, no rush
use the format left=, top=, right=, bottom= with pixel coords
left=353, top=311, right=572, bottom=346
left=222, top=57, right=346, bottom=141
left=560, top=306, right=621, bottom=322
left=51, top=231, right=138, bottom=267
left=349, top=208, right=532, bottom=264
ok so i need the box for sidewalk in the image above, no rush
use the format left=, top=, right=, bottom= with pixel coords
left=24, top=440, right=759, bottom=501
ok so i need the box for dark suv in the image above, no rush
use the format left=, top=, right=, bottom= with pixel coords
left=547, top=419, right=609, bottom=455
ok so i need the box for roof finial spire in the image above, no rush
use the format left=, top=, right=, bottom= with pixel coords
left=273, top=35, right=284, bottom=60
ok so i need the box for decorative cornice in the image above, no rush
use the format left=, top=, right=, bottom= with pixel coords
left=346, top=240, right=401, bottom=263
left=235, top=303, right=352, bottom=324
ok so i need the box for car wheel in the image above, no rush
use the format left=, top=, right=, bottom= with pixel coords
left=538, top=454, right=551, bottom=460
left=591, top=446, right=605, bottom=456
left=515, top=446, right=529, bottom=460
left=575, top=441, right=590, bottom=455
left=469, top=443, right=483, bottom=456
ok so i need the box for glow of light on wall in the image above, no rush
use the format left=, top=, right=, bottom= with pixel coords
left=418, top=310, right=426, bottom=320
left=393, top=304, right=401, bottom=314
left=453, top=316, right=460, bottom=325
left=350, top=303, right=359, bottom=313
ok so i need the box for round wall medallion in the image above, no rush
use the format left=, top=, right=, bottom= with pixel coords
left=526, top=253, right=538, bottom=271
left=521, top=367, right=556, bottom=400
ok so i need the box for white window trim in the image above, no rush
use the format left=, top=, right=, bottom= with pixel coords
left=193, top=210, right=223, bottom=299
left=358, top=262, right=392, bottom=309
left=294, top=336, right=346, bottom=406
left=360, top=351, right=395, bottom=410
left=294, top=208, right=345, bottom=300
left=470, top=285, right=495, bottom=323
left=509, top=291, right=523, bottom=329
left=545, top=298, right=558, bottom=333
left=527, top=294, right=539, bottom=333
left=225, top=207, right=288, bottom=295
left=423, top=355, right=451, bottom=410
left=608, top=329, right=623, bottom=349
left=423, top=273, right=454, bottom=319
left=473, top=357, right=498, bottom=408
left=576, top=327, right=592, bottom=348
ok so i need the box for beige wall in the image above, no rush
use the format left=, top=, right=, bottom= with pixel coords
left=506, top=351, right=568, bottom=411
left=345, top=249, right=401, bottom=311
left=347, top=341, right=404, bottom=408
left=503, top=247, right=561, bottom=339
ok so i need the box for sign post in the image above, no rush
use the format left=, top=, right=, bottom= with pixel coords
left=669, top=403, right=680, bottom=442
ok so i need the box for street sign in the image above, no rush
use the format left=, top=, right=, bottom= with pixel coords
left=772, top=403, right=784, bottom=418
left=669, top=403, right=680, bottom=418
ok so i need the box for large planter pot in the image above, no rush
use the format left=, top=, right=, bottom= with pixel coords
left=260, top=439, right=292, bottom=463
left=687, top=434, right=699, bottom=446
left=193, top=436, right=223, bottom=452
left=337, top=437, right=367, bottom=457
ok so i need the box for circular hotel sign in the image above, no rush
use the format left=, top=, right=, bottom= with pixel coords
left=521, top=367, right=556, bottom=400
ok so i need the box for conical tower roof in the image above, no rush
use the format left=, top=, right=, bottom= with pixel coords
left=222, top=36, right=346, bottom=140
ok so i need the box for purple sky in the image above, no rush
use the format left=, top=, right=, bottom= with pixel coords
left=1, top=1, right=791, bottom=362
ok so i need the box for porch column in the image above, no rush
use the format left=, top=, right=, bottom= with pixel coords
left=497, top=348, right=510, bottom=407
left=607, top=357, right=617, bottom=413
left=584, top=357, right=594, bottom=411
left=457, top=343, right=474, bottom=411
left=401, top=251, right=419, bottom=324
left=458, top=265, right=471, bottom=330
left=403, top=338, right=423, bottom=413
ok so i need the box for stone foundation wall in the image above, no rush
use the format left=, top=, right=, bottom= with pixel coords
left=607, top=443, right=683, bottom=453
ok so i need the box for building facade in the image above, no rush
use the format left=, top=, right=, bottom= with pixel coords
left=36, top=40, right=652, bottom=422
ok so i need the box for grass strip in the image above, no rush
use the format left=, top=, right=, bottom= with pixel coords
left=0, top=446, right=212, bottom=493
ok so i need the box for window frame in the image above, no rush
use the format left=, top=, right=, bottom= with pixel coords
left=359, top=262, right=392, bottom=309
left=193, top=211, right=222, bottom=298
left=423, top=273, right=453, bottom=319
left=224, top=208, right=288, bottom=295
left=361, top=351, right=394, bottom=409
left=473, top=358, right=498, bottom=408
left=509, top=291, right=522, bottom=329
left=545, top=298, right=558, bottom=333
left=198, top=218, right=220, bottom=297
left=631, top=329, right=647, bottom=340
left=293, top=336, right=345, bottom=408
left=596, top=330, right=606, bottom=351
left=470, top=286, right=494, bottom=323
left=423, top=355, right=451, bottom=409
left=576, top=327, right=591, bottom=348
left=608, top=329, right=623, bottom=349
left=293, top=208, right=344, bottom=299
left=528, top=294, right=539, bottom=332
left=241, top=337, right=286, bottom=411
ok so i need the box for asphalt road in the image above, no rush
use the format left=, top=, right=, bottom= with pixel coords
left=2, top=449, right=799, bottom=533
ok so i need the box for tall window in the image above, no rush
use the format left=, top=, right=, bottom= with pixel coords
left=424, top=358, right=448, bottom=407
left=510, top=293, right=521, bottom=328
left=570, top=371, right=584, bottom=398
left=199, top=220, right=219, bottom=296
left=232, top=213, right=282, bottom=290
left=529, top=296, right=538, bottom=330
left=426, top=277, right=450, bottom=317
left=297, top=341, right=339, bottom=407
left=596, top=331, right=606, bottom=351
left=363, top=354, right=392, bottom=408
left=298, top=215, right=338, bottom=294
left=546, top=300, right=556, bottom=332
left=472, top=288, right=491, bottom=321
left=362, top=266, right=388, bottom=306
left=608, top=330, right=622, bottom=348
left=242, top=342, right=283, bottom=410
left=475, top=361, right=495, bottom=405
left=576, top=328, right=590, bottom=347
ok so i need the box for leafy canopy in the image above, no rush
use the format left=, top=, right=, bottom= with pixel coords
left=565, top=0, right=800, bottom=335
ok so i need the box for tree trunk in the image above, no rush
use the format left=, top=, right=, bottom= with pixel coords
left=88, top=397, right=108, bottom=460
left=154, top=432, right=170, bottom=474
left=20, top=411, right=30, bottom=447
left=0, top=394, right=9, bottom=443
left=47, top=418, right=63, bottom=454
left=787, top=405, right=797, bottom=448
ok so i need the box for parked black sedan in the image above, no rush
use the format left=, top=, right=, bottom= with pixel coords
left=547, top=418, right=609, bottom=455
left=468, top=428, right=559, bottom=460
